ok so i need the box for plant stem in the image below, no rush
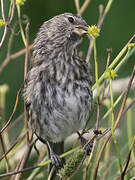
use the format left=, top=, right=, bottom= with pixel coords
left=93, top=38, right=100, bottom=99
left=16, top=5, right=27, bottom=46
left=109, top=78, right=122, bottom=173
left=92, top=35, right=135, bottom=91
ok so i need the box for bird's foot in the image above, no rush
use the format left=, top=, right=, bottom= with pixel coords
left=93, top=129, right=102, bottom=135
left=35, top=134, right=63, bottom=169
left=77, top=131, right=93, bottom=155
left=81, top=136, right=93, bottom=155
left=50, top=150, right=63, bottom=169
left=46, top=140, right=63, bottom=169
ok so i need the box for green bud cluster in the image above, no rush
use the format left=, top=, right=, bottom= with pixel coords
left=59, top=149, right=85, bottom=179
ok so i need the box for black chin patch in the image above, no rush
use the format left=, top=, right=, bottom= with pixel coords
left=70, top=32, right=81, bottom=41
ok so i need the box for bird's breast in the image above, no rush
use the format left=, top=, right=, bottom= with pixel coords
left=26, top=57, right=92, bottom=142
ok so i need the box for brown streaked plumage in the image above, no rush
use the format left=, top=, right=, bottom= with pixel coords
left=23, top=12, right=92, bottom=179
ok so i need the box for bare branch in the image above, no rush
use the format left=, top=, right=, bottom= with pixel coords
left=93, top=66, right=135, bottom=180
left=121, top=136, right=135, bottom=179
left=0, top=44, right=33, bottom=73
left=0, top=84, right=24, bottom=134
left=122, top=97, right=135, bottom=116
left=8, top=0, right=16, bottom=24
left=24, top=22, right=30, bottom=144
left=86, top=0, right=114, bottom=63
left=1, top=0, right=6, bottom=21
left=13, top=141, right=35, bottom=180
left=0, top=0, right=15, bottom=50
left=74, top=0, right=80, bottom=15
left=79, top=0, right=91, bottom=15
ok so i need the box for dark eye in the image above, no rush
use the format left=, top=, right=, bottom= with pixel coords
left=68, top=17, right=74, bottom=23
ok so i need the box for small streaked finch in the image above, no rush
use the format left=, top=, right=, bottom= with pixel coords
left=23, top=12, right=92, bottom=179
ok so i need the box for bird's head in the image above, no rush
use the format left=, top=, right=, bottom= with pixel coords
left=50, top=13, right=88, bottom=42
left=34, top=13, right=88, bottom=58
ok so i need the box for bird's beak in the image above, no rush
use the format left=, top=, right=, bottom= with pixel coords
left=73, top=25, right=88, bottom=36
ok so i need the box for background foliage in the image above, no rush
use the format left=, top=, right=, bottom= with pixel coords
left=0, top=0, right=135, bottom=179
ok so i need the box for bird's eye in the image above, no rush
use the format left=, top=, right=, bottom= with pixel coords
left=68, top=17, right=74, bottom=23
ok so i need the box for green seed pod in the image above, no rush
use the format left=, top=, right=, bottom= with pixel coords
left=59, top=149, right=85, bottom=179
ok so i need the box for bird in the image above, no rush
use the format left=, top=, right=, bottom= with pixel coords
left=23, top=12, right=93, bottom=179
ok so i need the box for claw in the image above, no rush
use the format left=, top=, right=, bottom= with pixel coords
left=46, top=140, right=63, bottom=169
left=50, top=150, right=63, bottom=168
left=83, top=140, right=93, bottom=155
left=77, top=131, right=93, bottom=155
left=35, top=134, right=63, bottom=168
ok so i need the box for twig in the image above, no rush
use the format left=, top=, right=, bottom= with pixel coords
left=13, top=140, right=35, bottom=180
left=0, top=24, right=9, bottom=51
left=24, top=22, right=30, bottom=79
left=0, top=84, right=24, bottom=134
left=86, top=0, right=114, bottom=63
left=83, top=140, right=96, bottom=180
left=93, top=66, right=135, bottom=180
left=16, top=5, right=27, bottom=46
left=83, top=102, right=97, bottom=134
left=121, top=97, right=135, bottom=116
left=74, top=0, right=91, bottom=16
left=0, top=44, right=33, bottom=73
left=0, top=147, right=79, bottom=178
left=102, top=91, right=124, bottom=120
left=0, top=0, right=15, bottom=50
left=74, top=0, right=80, bottom=15
left=8, top=0, right=16, bottom=24
left=1, top=0, right=6, bottom=21
left=79, top=0, right=90, bottom=15
left=93, top=134, right=111, bottom=180
left=114, top=67, right=135, bottom=129
left=114, top=163, right=135, bottom=180
left=0, top=133, right=10, bottom=175
left=95, top=47, right=112, bottom=130
left=0, top=165, right=39, bottom=178
left=95, top=102, right=101, bottom=130
left=100, top=48, right=112, bottom=101
left=7, top=22, right=18, bottom=57
left=92, top=34, right=135, bottom=91
left=121, top=136, right=135, bottom=180
left=4, top=113, right=24, bottom=133
left=24, top=22, right=30, bottom=143
left=92, top=35, right=100, bottom=130
left=85, top=5, right=103, bottom=64
left=48, top=166, right=56, bottom=180
left=0, top=133, right=26, bottom=162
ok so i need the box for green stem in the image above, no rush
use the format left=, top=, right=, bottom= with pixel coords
left=8, top=0, right=13, bottom=21
left=109, top=78, right=122, bottom=173
left=103, top=91, right=124, bottom=120
left=39, top=147, right=79, bottom=167
left=93, top=38, right=100, bottom=98
left=92, top=43, right=128, bottom=91
left=17, top=5, right=26, bottom=46
left=126, top=98, right=135, bottom=159
left=114, top=47, right=130, bottom=72
left=27, top=156, right=48, bottom=180
left=104, top=0, right=114, bottom=14
left=91, top=139, right=104, bottom=180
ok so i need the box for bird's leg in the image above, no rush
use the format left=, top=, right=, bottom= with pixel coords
left=46, top=140, right=63, bottom=169
left=77, top=131, right=93, bottom=155
left=35, top=134, right=62, bottom=168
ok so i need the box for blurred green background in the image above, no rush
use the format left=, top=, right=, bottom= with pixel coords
left=0, top=0, right=135, bottom=179
left=0, top=0, right=135, bottom=122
